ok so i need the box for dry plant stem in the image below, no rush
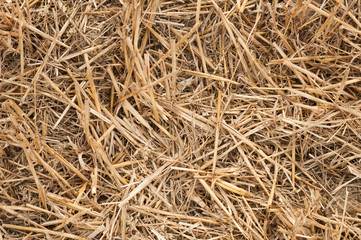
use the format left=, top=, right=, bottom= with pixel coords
left=211, top=90, right=222, bottom=186
left=198, top=178, right=249, bottom=238
left=292, top=125, right=296, bottom=189
left=2, top=224, right=87, bottom=240
left=171, top=39, right=177, bottom=99
left=117, top=161, right=174, bottom=209
left=0, top=12, right=70, bottom=48
left=19, top=7, right=77, bottom=103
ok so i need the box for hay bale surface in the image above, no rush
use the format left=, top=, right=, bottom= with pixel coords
left=1, top=0, right=361, bottom=239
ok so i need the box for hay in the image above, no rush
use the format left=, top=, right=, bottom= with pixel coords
left=1, top=0, right=361, bottom=239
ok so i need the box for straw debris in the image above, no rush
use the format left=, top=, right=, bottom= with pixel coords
left=1, top=0, right=361, bottom=239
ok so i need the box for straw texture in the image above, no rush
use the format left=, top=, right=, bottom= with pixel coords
left=1, top=0, right=361, bottom=239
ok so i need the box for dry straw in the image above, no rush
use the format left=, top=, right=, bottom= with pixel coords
left=1, top=0, right=361, bottom=239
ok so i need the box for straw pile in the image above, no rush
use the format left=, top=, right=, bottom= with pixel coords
left=1, top=0, right=361, bottom=239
